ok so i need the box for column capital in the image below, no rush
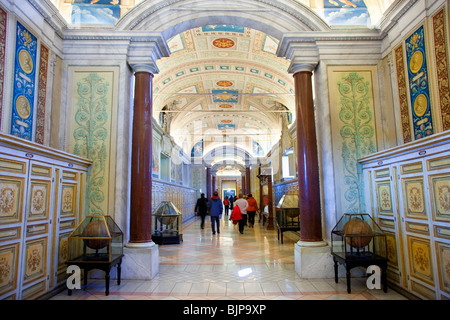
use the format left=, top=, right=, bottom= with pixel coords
left=130, top=63, right=159, bottom=74
left=128, top=38, right=169, bottom=75
left=289, top=62, right=317, bottom=75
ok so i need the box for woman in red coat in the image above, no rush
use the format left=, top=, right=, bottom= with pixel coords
left=246, top=194, right=258, bottom=228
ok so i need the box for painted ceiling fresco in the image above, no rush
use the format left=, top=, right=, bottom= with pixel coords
left=55, top=1, right=395, bottom=26
left=153, top=26, right=293, bottom=157
left=50, top=0, right=396, bottom=162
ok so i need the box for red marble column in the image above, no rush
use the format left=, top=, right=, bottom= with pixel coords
left=294, top=69, right=323, bottom=242
left=206, top=167, right=211, bottom=199
left=246, top=167, right=251, bottom=195
left=129, top=71, right=153, bottom=245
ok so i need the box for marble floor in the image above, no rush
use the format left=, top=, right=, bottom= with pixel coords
left=50, top=215, right=408, bottom=301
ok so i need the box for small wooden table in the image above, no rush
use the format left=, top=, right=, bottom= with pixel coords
left=67, top=254, right=124, bottom=296
left=332, top=252, right=388, bottom=294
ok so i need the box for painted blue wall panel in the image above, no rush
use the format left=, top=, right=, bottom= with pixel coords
left=11, top=22, right=37, bottom=141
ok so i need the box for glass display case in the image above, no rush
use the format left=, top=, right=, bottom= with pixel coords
left=331, top=213, right=388, bottom=293
left=152, top=201, right=183, bottom=244
left=68, top=215, right=123, bottom=262
left=67, top=215, right=124, bottom=296
left=275, top=190, right=300, bottom=243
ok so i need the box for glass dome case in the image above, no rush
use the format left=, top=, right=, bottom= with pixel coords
left=331, top=213, right=387, bottom=260
left=68, top=215, right=123, bottom=262
left=275, top=190, right=300, bottom=243
left=331, top=213, right=388, bottom=293
left=152, top=201, right=183, bottom=244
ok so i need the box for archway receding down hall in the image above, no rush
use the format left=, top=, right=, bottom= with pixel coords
left=124, top=0, right=325, bottom=249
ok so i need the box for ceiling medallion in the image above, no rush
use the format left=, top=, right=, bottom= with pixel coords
left=213, top=38, right=235, bottom=49
left=217, top=80, right=233, bottom=87
left=219, top=104, right=233, bottom=108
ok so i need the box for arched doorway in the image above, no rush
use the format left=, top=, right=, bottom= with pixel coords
left=125, top=0, right=325, bottom=251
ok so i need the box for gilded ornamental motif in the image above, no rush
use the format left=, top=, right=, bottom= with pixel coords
left=0, top=182, right=19, bottom=219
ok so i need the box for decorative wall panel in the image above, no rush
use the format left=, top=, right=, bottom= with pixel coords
left=394, top=45, right=412, bottom=143
left=0, top=7, right=6, bottom=127
left=361, top=131, right=450, bottom=299
left=0, top=243, right=19, bottom=296
left=408, top=236, right=434, bottom=286
left=432, top=9, right=450, bottom=131
left=402, top=178, right=427, bottom=219
left=375, top=181, right=394, bottom=216
left=69, top=70, right=117, bottom=216
left=27, top=180, right=51, bottom=221
left=23, top=238, right=47, bottom=285
left=0, top=133, right=90, bottom=300
left=429, top=174, right=450, bottom=222
left=35, top=44, right=49, bottom=145
left=405, top=25, right=434, bottom=140
left=11, top=22, right=37, bottom=141
left=60, top=183, right=76, bottom=219
left=328, top=67, right=378, bottom=215
left=152, top=179, right=197, bottom=222
left=435, top=241, right=450, bottom=294
left=0, top=177, right=25, bottom=225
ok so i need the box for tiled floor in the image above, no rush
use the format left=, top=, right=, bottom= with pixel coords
left=50, top=215, right=408, bottom=300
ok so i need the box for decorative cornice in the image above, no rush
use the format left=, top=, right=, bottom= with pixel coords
left=28, top=0, right=66, bottom=39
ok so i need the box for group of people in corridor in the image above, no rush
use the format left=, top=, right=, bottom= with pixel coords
left=194, top=192, right=259, bottom=235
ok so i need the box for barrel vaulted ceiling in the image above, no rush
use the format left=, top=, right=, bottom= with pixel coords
left=153, top=25, right=292, bottom=157
left=49, top=0, right=397, bottom=159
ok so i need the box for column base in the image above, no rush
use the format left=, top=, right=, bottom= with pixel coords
left=294, top=241, right=341, bottom=278
left=120, top=243, right=159, bottom=280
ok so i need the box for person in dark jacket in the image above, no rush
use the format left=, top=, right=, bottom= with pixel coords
left=208, top=191, right=223, bottom=235
left=195, top=193, right=209, bottom=229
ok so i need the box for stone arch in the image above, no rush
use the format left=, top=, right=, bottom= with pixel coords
left=117, top=0, right=331, bottom=40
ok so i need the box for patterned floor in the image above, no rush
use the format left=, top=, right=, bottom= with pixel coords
left=50, top=215, right=408, bottom=300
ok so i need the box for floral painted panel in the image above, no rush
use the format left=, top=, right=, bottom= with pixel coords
left=28, top=180, right=51, bottom=221
left=429, top=174, right=450, bottom=222
left=432, top=9, right=450, bottom=131
left=23, top=238, right=46, bottom=284
left=329, top=69, right=377, bottom=214
left=376, top=181, right=394, bottom=216
left=0, top=177, right=24, bottom=224
left=0, top=243, right=19, bottom=296
left=71, top=71, right=114, bottom=216
left=402, top=178, right=427, bottom=219
left=0, top=8, right=7, bottom=127
left=35, top=44, right=49, bottom=145
left=435, top=241, right=450, bottom=294
left=408, top=236, right=434, bottom=286
left=394, top=45, right=412, bottom=143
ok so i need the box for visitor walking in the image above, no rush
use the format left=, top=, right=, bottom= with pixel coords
left=223, top=196, right=230, bottom=216
left=246, top=194, right=258, bottom=228
left=208, top=191, right=223, bottom=235
left=234, top=194, right=248, bottom=234
left=194, top=193, right=209, bottom=229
